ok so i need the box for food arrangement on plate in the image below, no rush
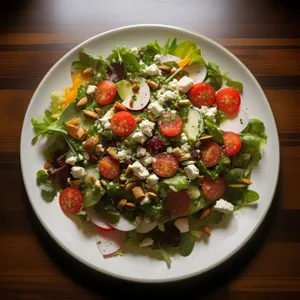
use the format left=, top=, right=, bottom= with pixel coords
left=32, top=38, right=267, bottom=267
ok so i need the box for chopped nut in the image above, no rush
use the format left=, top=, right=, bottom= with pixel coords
left=114, top=101, right=127, bottom=111
left=200, top=209, right=211, bottom=220
left=145, top=79, right=159, bottom=90
left=129, top=98, right=134, bottom=108
left=100, top=180, right=107, bottom=186
left=178, top=100, right=190, bottom=106
left=159, top=65, right=171, bottom=72
left=66, top=124, right=86, bottom=140
left=77, top=96, right=88, bottom=108
left=125, top=202, right=136, bottom=208
left=44, top=160, right=52, bottom=170
left=172, top=147, right=182, bottom=157
left=83, top=110, right=99, bottom=119
left=172, top=104, right=179, bottom=110
left=171, top=67, right=177, bottom=74
left=135, top=116, right=142, bottom=123
left=117, top=199, right=127, bottom=209
left=125, top=166, right=132, bottom=176
left=95, top=144, right=104, bottom=154
left=66, top=117, right=80, bottom=125
left=120, top=184, right=126, bottom=188
left=132, top=186, right=146, bottom=202
left=195, top=141, right=201, bottom=148
left=124, top=139, right=131, bottom=147
left=125, top=182, right=137, bottom=191
left=70, top=179, right=81, bottom=187
left=148, top=114, right=156, bottom=122
left=107, top=147, right=119, bottom=160
left=119, top=176, right=127, bottom=182
left=240, top=178, right=252, bottom=185
left=198, top=175, right=205, bottom=183
left=132, top=83, right=140, bottom=93
left=83, top=136, right=99, bottom=154
left=201, top=226, right=211, bottom=235
left=200, top=135, right=213, bottom=141
left=228, top=184, right=247, bottom=188
left=95, top=108, right=104, bottom=117
left=147, top=191, right=157, bottom=198
left=178, top=153, right=191, bottom=161
left=77, top=128, right=86, bottom=140
left=125, top=176, right=137, bottom=184
left=82, top=67, right=93, bottom=77
left=89, top=176, right=97, bottom=184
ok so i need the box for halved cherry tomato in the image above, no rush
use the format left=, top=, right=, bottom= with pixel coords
left=223, top=131, right=242, bottom=156
left=59, top=187, right=84, bottom=215
left=216, top=87, right=241, bottom=114
left=158, top=112, right=183, bottom=137
left=98, top=156, right=120, bottom=180
left=167, top=191, right=190, bottom=216
left=200, top=141, right=221, bottom=168
left=188, top=82, right=215, bottom=107
left=201, top=177, right=226, bottom=201
left=95, top=80, right=117, bottom=105
left=111, top=111, right=136, bottom=136
left=152, top=153, right=179, bottom=178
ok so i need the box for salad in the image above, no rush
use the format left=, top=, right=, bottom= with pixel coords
left=32, top=38, right=267, bottom=267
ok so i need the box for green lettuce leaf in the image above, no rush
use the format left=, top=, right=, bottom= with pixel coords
left=78, top=51, right=108, bottom=77
left=173, top=40, right=205, bottom=65
left=139, top=41, right=162, bottom=65
left=178, top=232, right=195, bottom=257
left=36, top=170, right=59, bottom=202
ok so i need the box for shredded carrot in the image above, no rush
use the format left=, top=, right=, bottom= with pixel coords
left=177, top=58, right=191, bottom=68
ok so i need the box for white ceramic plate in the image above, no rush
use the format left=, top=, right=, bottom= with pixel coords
left=20, top=24, right=280, bottom=283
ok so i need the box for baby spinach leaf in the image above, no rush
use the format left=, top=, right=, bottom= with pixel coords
left=36, top=170, right=59, bottom=202
left=179, top=232, right=195, bottom=257
left=205, top=119, right=223, bottom=144
left=244, top=189, right=259, bottom=203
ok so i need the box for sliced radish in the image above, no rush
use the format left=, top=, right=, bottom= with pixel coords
left=219, top=109, right=249, bottom=134
left=95, top=229, right=126, bottom=256
left=109, top=215, right=137, bottom=232
left=86, top=208, right=115, bottom=232
left=136, top=220, right=158, bottom=233
left=184, top=64, right=207, bottom=83
left=122, top=78, right=150, bottom=111
left=159, top=55, right=181, bottom=63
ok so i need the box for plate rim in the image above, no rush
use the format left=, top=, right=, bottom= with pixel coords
left=20, top=24, right=280, bottom=283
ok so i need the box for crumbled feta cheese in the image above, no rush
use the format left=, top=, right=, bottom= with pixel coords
left=148, top=102, right=164, bottom=118
left=181, top=143, right=191, bottom=153
left=135, top=215, right=142, bottom=225
left=181, top=133, right=188, bottom=143
left=174, top=218, right=189, bottom=233
left=95, top=180, right=101, bottom=188
left=154, top=54, right=162, bottom=63
left=140, top=154, right=154, bottom=166
left=145, top=64, right=162, bottom=76
left=129, top=161, right=149, bottom=180
left=177, top=76, right=194, bottom=93
left=98, top=116, right=111, bottom=130
left=137, top=146, right=147, bottom=158
left=65, top=156, right=77, bottom=166
left=71, top=166, right=87, bottom=178
left=169, top=78, right=178, bottom=91
left=199, top=106, right=218, bottom=122
left=83, top=151, right=90, bottom=160
left=184, top=164, right=199, bottom=180
left=77, top=154, right=83, bottom=161
left=139, top=237, right=154, bottom=247
left=146, top=174, right=159, bottom=186
left=157, top=90, right=179, bottom=105
left=132, top=131, right=148, bottom=144
left=140, top=194, right=151, bottom=205
left=117, top=149, right=132, bottom=162
left=86, top=85, right=97, bottom=95
left=139, top=119, right=155, bottom=137
left=130, top=47, right=139, bottom=56
left=169, top=185, right=177, bottom=192
left=214, top=199, right=234, bottom=214
left=166, top=146, right=173, bottom=154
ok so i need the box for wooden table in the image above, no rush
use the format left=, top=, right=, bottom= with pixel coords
left=1, top=0, right=299, bottom=299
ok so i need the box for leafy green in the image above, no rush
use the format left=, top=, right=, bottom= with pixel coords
left=173, top=40, right=205, bottom=65
left=244, top=190, right=259, bottom=203
left=36, top=170, right=59, bottom=202
left=204, top=62, right=243, bottom=92
left=162, top=175, right=188, bottom=192
left=141, top=199, right=164, bottom=218
left=78, top=51, right=107, bottom=77
left=50, top=92, right=63, bottom=118
left=83, top=184, right=105, bottom=207
left=139, top=41, right=162, bottom=65
left=189, top=211, right=223, bottom=230
left=94, top=201, right=120, bottom=224
left=205, top=119, right=223, bottom=144
left=71, top=61, right=88, bottom=71
left=231, top=189, right=260, bottom=211
left=224, top=168, right=244, bottom=183
left=178, top=232, right=195, bottom=257
left=216, top=109, right=227, bottom=125
left=153, top=248, right=172, bottom=269
left=162, top=37, right=177, bottom=55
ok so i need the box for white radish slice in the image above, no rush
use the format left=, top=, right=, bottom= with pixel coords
left=109, top=215, right=137, bottom=232
left=95, top=229, right=126, bottom=257
left=159, top=55, right=181, bottom=63
left=184, top=64, right=207, bottom=83
left=136, top=220, right=158, bottom=233
left=86, top=208, right=115, bottom=232
left=122, top=78, right=150, bottom=111
left=219, top=109, right=249, bottom=134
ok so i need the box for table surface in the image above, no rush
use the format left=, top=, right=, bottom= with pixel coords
left=1, top=0, right=300, bottom=299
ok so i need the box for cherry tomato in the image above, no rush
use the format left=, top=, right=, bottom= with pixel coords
left=59, top=187, right=84, bottom=215
left=152, top=154, right=179, bottom=178
left=200, top=141, right=221, bottom=168
left=216, top=87, right=241, bottom=114
left=223, top=131, right=242, bottom=156
left=158, top=112, right=183, bottom=137
left=167, top=191, right=190, bottom=216
left=188, top=82, right=215, bottom=107
left=98, top=156, right=120, bottom=180
left=201, top=177, right=226, bottom=201
left=111, top=111, right=136, bottom=137
left=95, top=80, right=117, bottom=105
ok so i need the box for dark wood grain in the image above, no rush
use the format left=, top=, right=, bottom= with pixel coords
left=1, top=0, right=300, bottom=299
